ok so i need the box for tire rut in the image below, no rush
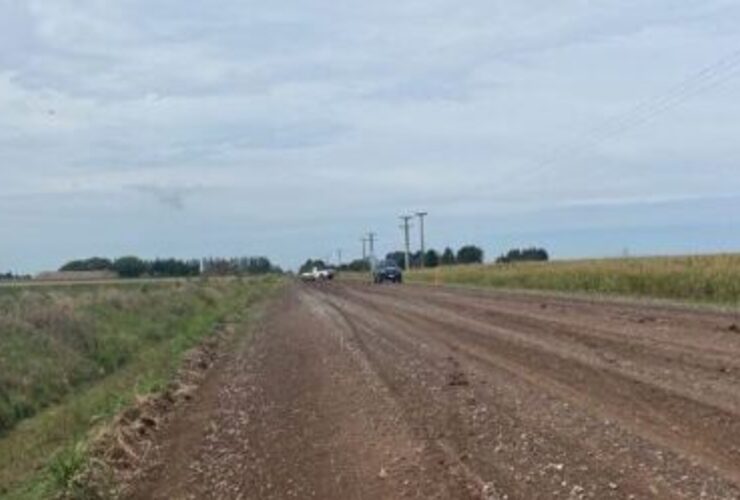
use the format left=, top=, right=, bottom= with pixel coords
left=314, top=282, right=740, bottom=499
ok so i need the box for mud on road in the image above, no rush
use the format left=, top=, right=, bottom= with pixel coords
left=131, top=282, right=740, bottom=499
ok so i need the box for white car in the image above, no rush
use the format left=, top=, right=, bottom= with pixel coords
left=300, top=267, right=335, bottom=282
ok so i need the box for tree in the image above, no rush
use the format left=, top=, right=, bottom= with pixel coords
left=340, top=259, right=370, bottom=272
left=202, top=256, right=281, bottom=276
left=150, top=258, right=201, bottom=277
left=202, top=258, right=238, bottom=276
left=385, top=251, right=407, bottom=269
left=423, top=250, right=440, bottom=268
left=0, top=272, right=29, bottom=281
left=60, top=256, right=204, bottom=278
left=238, top=257, right=275, bottom=275
left=456, top=245, right=484, bottom=265
left=411, top=251, right=427, bottom=269
left=113, top=256, right=148, bottom=278
left=441, top=247, right=456, bottom=266
left=60, top=257, right=113, bottom=272
left=496, top=247, right=549, bottom=264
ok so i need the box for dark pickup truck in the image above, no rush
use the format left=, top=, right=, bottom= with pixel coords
left=373, top=260, right=403, bottom=284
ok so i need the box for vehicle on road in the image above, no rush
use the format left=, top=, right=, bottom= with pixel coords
left=373, top=260, right=403, bottom=284
left=300, top=266, right=335, bottom=282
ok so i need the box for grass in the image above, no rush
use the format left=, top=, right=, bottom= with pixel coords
left=408, top=253, right=740, bottom=306
left=0, top=276, right=282, bottom=499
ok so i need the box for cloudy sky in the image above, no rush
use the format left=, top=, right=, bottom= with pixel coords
left=1, top=0, right=740, bottom=272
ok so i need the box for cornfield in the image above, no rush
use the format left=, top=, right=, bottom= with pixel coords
left=410, top=254, right=740, bottom=305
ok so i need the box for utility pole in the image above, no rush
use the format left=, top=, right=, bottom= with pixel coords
left=400, top=215, right=413, bottom=271
left=367, top=232, right=377, bottom=258
left=337, top=249, right=343, bottom=267
left=415, top=211, right=428, bottom=267
left=361, top=237, right=368, bottom=260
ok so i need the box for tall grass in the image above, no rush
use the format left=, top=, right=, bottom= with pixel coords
left=0, top=276, right=281, bottom=498
left=409, top=254, right=740, bottom=305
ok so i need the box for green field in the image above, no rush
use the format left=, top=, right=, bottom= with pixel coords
left=0, top=277, right=281, bottom=499
left=408, top=254, right=740, bottom=306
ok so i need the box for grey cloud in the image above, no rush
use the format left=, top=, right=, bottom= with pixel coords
left=1, top=0, right=739, bottom=272
left=128, top=184, right=203, bottom=210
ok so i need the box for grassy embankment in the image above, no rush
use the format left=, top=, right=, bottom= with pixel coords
left=409, top=254, right=740, bottom=306
left=0, top=276, right=281, bottom=499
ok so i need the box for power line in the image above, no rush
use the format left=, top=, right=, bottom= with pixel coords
left=526, top=48, right=740, bottom=183
left=579, top=50, right=740, bottom=146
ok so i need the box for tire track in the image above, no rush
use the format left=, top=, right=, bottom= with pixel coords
left=314, top=282, right=740, bottom=498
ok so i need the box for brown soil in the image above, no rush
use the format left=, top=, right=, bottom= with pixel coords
left=128, top=282, right=740, bottom=499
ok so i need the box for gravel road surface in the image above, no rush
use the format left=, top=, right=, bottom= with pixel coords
left=130, top=282, right=740, bottom=499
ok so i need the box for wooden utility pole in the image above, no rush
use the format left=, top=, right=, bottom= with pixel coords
left=400, top=216, right=413, bottom=271
left=415, top=211, right=428, bottom=267
left=367, top=232, right=376, bottom=258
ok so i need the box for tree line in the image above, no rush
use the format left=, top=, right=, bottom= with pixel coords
left=61, top=256, right=200, bottom=278
left=59, top=256, right=282, bottom=278
left=0, top=272, right=32, bottom=281
left=495, top=247, right=549, bottom=264
left=300, top=244, right=550, bottom=276
left=336, top=245, right=548, bottom=271
left=385, top=245, right=485, bottom=270
left=201, top=257, right=282, bottom=276
left=339, top=259, right=371, bottom=272
left=385, top=246, right=549, bottom=269
left=301, top=245, right=486, bottom=273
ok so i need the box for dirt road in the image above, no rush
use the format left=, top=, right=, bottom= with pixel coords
left=131, top=282, right=740, bottom=499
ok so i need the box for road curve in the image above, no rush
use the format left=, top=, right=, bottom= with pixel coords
left=131, top=281, right=740, bottom=500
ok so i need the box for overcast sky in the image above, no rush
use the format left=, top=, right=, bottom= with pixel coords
left=2, top=0, right=740, bottom=272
